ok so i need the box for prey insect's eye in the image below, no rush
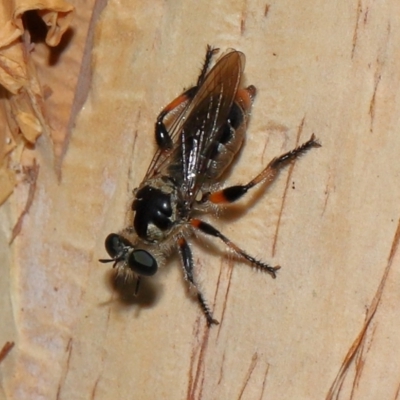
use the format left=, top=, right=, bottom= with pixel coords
left=104, top=233, right=131, bottom=259
left=128, top=250, right=158, bottom=276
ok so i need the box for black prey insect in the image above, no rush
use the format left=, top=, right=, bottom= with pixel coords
left=100, top=46, right=320, bottom=325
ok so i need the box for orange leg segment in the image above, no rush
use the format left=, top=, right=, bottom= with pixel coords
left=207, top=134, right=320, bottom=204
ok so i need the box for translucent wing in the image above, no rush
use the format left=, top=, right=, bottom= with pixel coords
left=179, top=51, right=244, bottom=200
left=143, top=89, right=194, bottom=181
left=143, top=50, right=245, bottom=204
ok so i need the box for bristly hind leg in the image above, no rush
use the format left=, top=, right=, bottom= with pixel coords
left=155, top=88, right=196, bottom=150
left=202, top=134, right=321, bottom=205
left=190, top=219, right=280, bottom=278
left=155, top=45, right=219, bottom=151
left=197, top=45, right=219, bottom=86
left=177, top=237, right=219, bottom=326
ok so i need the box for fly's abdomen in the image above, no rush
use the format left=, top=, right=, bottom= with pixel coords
left=204, top=85, right=256, bottom=181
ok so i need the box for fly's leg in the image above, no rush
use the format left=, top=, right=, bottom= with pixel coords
left=177, top=237, right=219, bottom=326
left=191, top=219, right=280, bottom=277
left=155, top=88, right=196, bottom=150
left=155, top=46, right=219, bottom=150
left=202, top=134, right=321, bottom=204
left=197, top=45, right=219, bottom=86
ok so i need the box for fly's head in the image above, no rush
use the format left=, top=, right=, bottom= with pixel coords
left=99, top=233, right=158, bottom=294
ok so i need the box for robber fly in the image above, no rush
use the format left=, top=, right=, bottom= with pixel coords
left=100, top=46, right=320, bottom=325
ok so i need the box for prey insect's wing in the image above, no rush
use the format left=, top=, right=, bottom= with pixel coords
left=144, top=50, right=245, bottom=202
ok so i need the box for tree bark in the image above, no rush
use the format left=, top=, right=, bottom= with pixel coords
left=1, top=1, right=400, bottom=399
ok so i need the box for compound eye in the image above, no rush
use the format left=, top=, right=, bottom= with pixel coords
left=104, top=233, right=131, bottom=258
left=128, top=250, right=158, bottom=276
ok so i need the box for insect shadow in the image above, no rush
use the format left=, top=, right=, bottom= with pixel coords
left=103, top=268, right=162, bottom=309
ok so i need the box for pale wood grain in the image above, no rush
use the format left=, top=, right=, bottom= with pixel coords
left=2, top=1, right=400, bottom=399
